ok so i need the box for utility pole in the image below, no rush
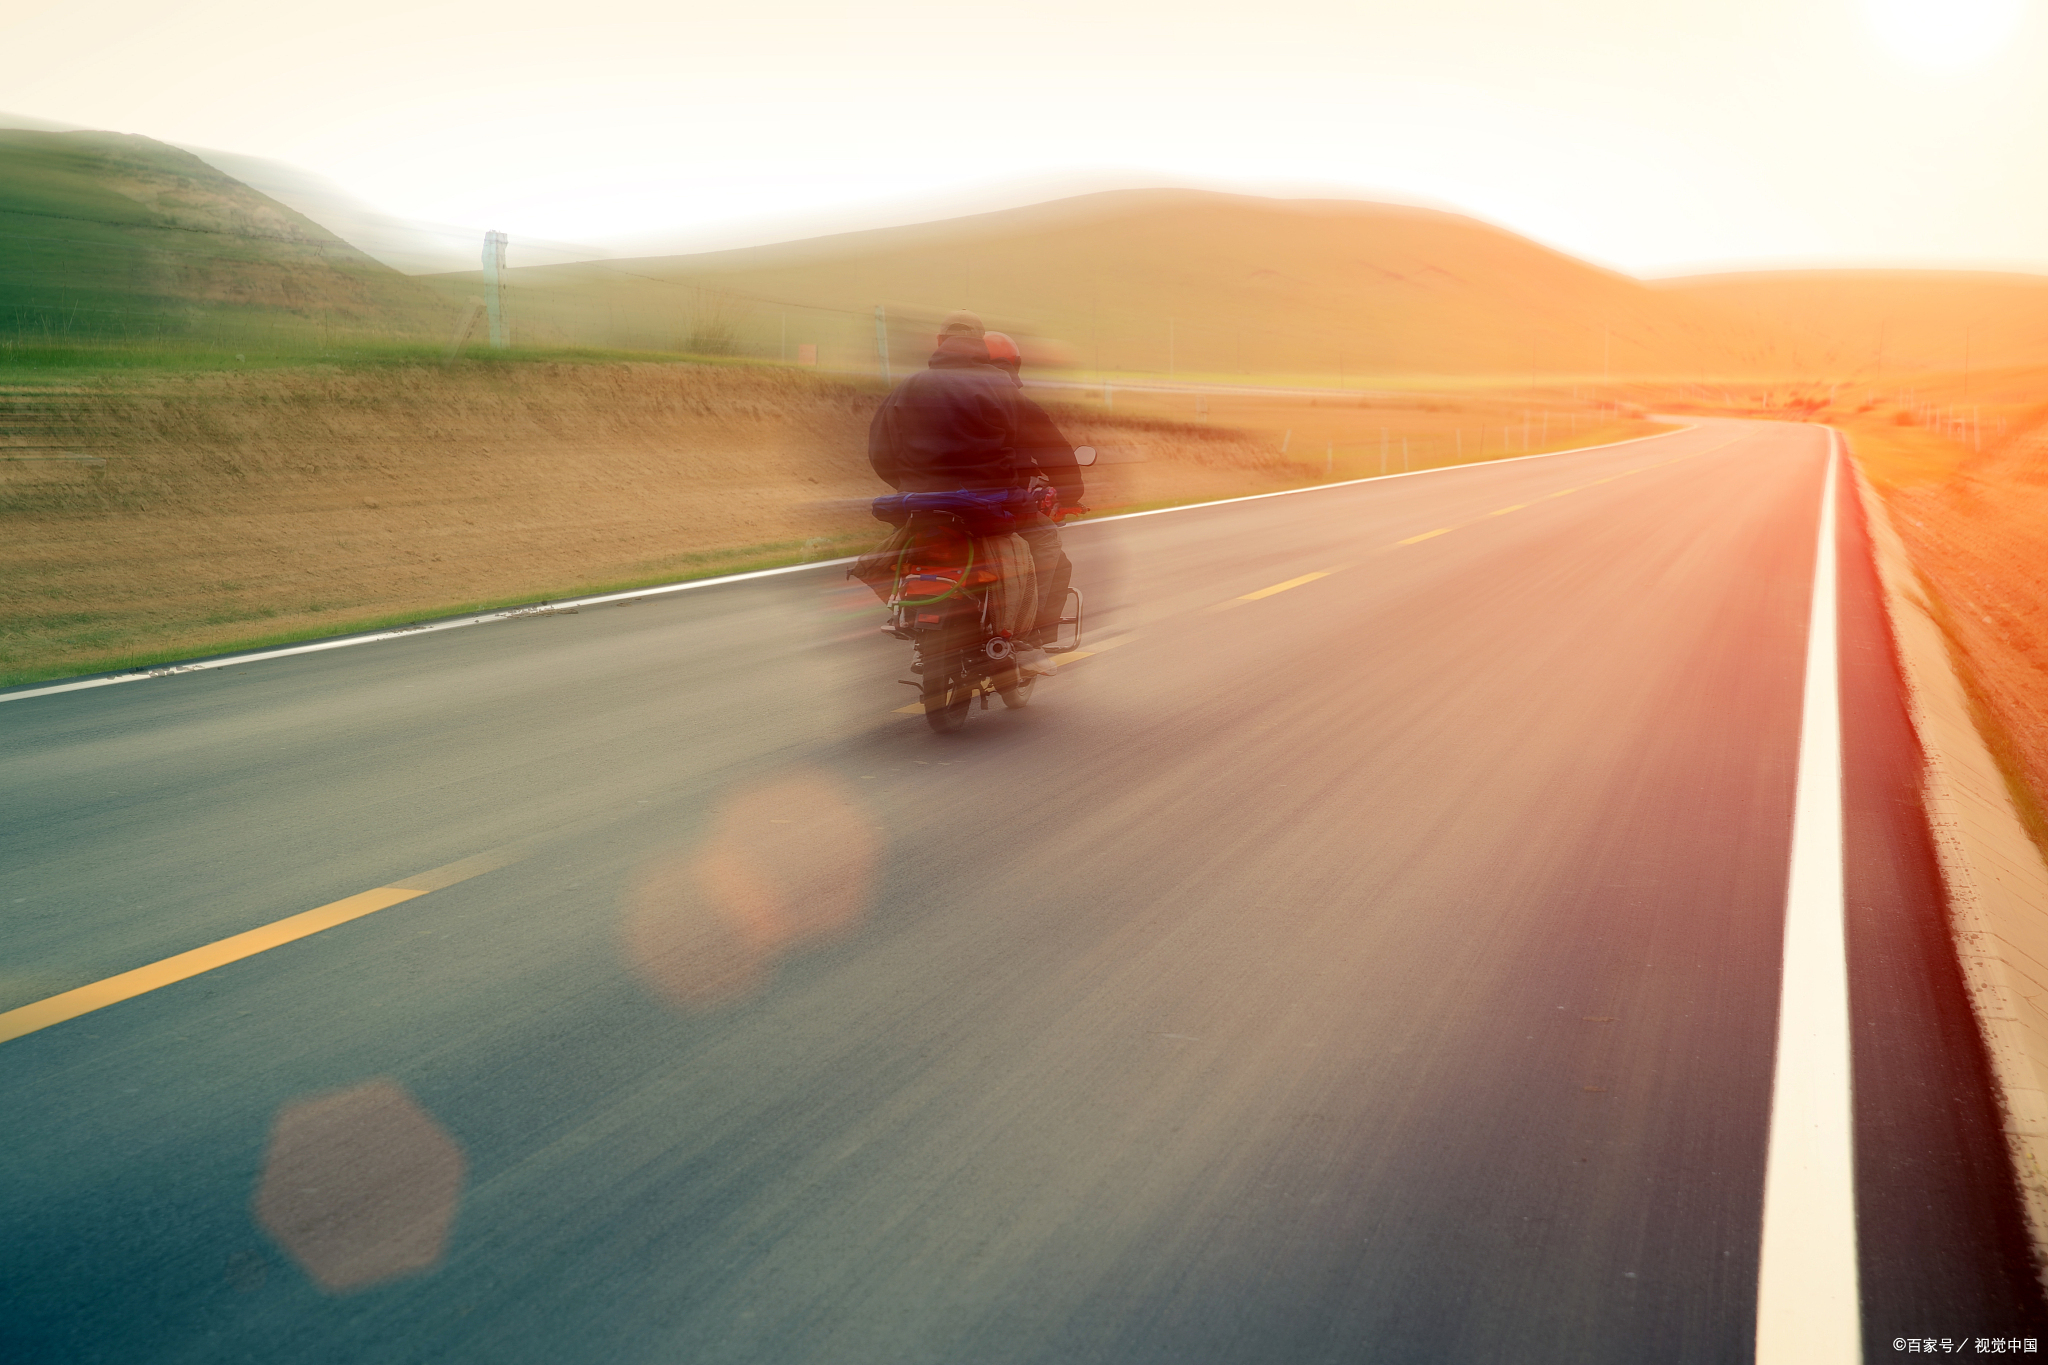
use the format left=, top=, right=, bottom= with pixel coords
left=482, top=231, right=509, bottom=349
left=873, top=305, right=891, bottom=386
left=1168, top=318, right=1176, bottom=384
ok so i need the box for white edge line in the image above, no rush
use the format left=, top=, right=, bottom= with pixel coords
left=2, top=421, right=1705, bottom=706
left=0, top=557, right=858, bottom=704
left=1753, top=433, right=1861, bottom=1364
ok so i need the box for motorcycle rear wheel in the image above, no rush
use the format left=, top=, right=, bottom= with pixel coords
left=923, top=673, right=973, bottom=733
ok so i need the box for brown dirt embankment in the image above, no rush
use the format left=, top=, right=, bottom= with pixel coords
left=2, top=360, right=1314, bottom=684
left=1839, top=381, right=2048, bottom=858
left=3, top=360, right=1667, bottom=686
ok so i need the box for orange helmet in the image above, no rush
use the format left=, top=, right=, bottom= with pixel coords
left=983, top=331, right=1022, bottom=371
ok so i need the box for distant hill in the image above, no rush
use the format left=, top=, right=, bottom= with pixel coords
left=0, top=129, right=450, bottom=350
left=16, top=123, right=2039, bottom=386
left=425, top=190, right=1786, bottom=381
left=1653, top=270, right=2048, bottom=378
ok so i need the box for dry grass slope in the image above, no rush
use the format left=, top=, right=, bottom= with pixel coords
left=1840, top=383, right=2048, bottom=856
left=0, top=360, right=1334, bottom=683
left=1, top=358, right=1662, bottom=686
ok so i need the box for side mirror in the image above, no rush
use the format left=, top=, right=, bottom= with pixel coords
left=1073, top=446, right=1098, bottom=466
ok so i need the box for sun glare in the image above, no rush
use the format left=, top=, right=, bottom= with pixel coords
left=1866, top=0, right=2024, bottom=68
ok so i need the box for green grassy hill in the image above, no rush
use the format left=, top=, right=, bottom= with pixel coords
left=0, top=129, right=451, bottom=358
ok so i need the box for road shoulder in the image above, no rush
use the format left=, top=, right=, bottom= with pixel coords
left=1849, top=452, right=2048, bottom=1293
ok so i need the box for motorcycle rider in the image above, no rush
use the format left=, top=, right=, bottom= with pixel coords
left=867, top=309, right=1023, bottom=495
left=867, top=310, right=1065, bottom=676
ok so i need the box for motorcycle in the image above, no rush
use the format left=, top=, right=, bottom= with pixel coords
left=859, top=449, right=1096, bottom=734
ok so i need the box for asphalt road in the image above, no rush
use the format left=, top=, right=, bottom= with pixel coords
left=3, top=419, right=2041, bottom=1362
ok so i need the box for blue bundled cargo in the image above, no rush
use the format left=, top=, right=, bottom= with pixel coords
left=870, top=488, right=1055, bottom=537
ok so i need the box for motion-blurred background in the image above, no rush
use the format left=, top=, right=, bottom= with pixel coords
left=4, top=0, right=2045, bottom=846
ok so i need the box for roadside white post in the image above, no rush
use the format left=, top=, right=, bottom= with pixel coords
left=481, top=231, right=509, bottom=349
left=1754, top=439, right=1861, bottom=1365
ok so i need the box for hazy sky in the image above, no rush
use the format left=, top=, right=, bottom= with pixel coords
left=2, top=0, right=2041, bottom=276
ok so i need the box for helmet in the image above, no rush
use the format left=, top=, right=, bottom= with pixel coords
left=983, top=331, right=1022, bottom=372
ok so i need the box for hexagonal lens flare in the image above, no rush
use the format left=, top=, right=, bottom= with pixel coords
left=623, top=771, right=882, bottom=1012
left=253, top=1079, right=466, bottom=1294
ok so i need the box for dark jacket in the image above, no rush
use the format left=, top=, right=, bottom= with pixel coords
left=867, top=342, right=1024, bottom=491
left=1015, top=394, right=1085, bottom=506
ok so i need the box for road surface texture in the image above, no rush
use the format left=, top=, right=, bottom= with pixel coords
left=3, top=419, right=2041, bottom=1361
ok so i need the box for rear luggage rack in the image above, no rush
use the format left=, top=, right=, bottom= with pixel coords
left=1044, top=587, right=1084, bottom=654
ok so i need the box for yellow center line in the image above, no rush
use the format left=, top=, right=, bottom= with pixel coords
left=0, top=848, right=523, bottom=1046
left=1379, top=445, right=1720, bottom=551
left=891, top=640, right=1125, bottom=714
left=1237, top=570, right=1331, bottom=601
left=889, top=663, right=1077, bottom=714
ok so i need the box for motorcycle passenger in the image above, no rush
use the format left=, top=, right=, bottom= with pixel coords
left=981, top=330, right=1083, bottom=647
left=867, top=310, right=1059, bottom=677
